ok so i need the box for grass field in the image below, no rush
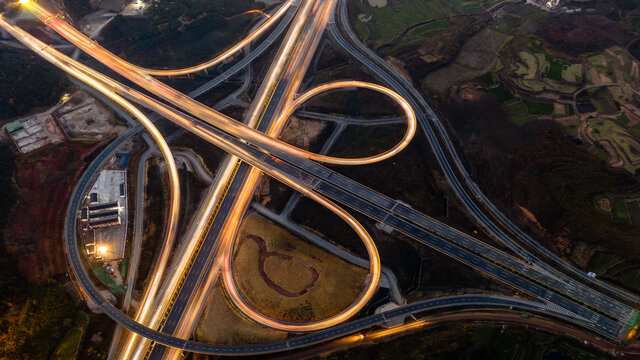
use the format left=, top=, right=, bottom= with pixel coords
left=590, top=146, right=610, bottom=162
left=353, top=0, right=447, bottom=47
left=92, top=267, right=124, bottom=295
left=612, top=196, right=632, bottom=225
left=542, top=55, right=568, bottom=81
left=490, top=15, right=522, bottom=35
left=511, top=50, right=580, bottom=94
left=351, top=0, right=504, bottom=48
left=587, top=251, right=622, bottom=274
left=590, top=90, right=618, bottom=114
left=523, top=99, right=553, bottom=115
left=195, top=284, right=287, bottom=345
left=588, top=118, right=640, bottom=173
left=231, top=214, right=368, bottom=322
left=562, top=64, right=583, bottom=83
left=51, top=312, right=90, bottom=360
left=517, top=52, right=537, bottom=79
left=460, top=0, right=483, bottom=14
left=485, top=86, right=512, bottom=102
left=385, top=19, right=450, bottom=53
left=615, top=113, right=631, bottom=127
left=503, top=100, right=533, bottom=126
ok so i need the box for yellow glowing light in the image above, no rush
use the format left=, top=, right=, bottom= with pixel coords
left=336, top=334, right=364, bottom=344
left=97, top=246, right=107, bottom=255
left=19, top=0, right=29, bottom=5
left=366, top=320, right=432, bottom=340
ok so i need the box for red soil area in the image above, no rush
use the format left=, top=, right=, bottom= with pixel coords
left=246, top=234, right=319, bottom=297
left=7, top=139, right=109, bottom=284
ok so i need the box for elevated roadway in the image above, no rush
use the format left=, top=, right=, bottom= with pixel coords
left=9, top=7, right=634, bottom=339
left=331, top=0, right=640, bottom=307
left=4, top=0, right=639, bottom=356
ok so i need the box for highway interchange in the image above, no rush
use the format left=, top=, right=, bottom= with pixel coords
left=2, top=0, right=640, bottom=358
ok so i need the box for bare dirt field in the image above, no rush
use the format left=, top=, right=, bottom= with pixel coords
left=423, top=28, right=508, bottom=94
left=195, top=284, right=287, bottom=345
left=57, top=91, right=125, bottom=141
left=279, top=116, right=327, bottom=151
left=231, top=214, right=368, bottom=323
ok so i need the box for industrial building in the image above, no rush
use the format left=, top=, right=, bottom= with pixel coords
left=83, top=169, right=128, bottom=260
left=4, top=113, right=65, bottom=153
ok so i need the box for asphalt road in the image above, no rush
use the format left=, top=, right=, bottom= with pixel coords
left=147, top=2, right=331, bottom=356
left=331, top=0, right=640, bottom=307
left=74, top=106, right=630, bottom=341
left=35, top=0, right=636, bottom=353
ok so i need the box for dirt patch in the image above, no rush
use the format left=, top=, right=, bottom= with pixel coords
left=249, top=235, right=319, bottom=297
left=279, top=116, right=327, bottom=150
left=195, top=284, right=287, bottom=345
left=366, top=0, right=387, bottom=7
left=57, top=91, right=125, bottom=141
left=7, top=139, right=108, bottom=284
left=390, top=17, right=477, bottom=81
left=423, top=28, right=508, bottom=94
left=232, top=214, right=368, bottom=323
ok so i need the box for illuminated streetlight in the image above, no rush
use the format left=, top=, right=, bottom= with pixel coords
left=97, top=246, right=107, bottom=255
left=19, top=0, right=29, bottom=5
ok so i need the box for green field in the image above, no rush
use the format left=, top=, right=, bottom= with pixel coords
left=52, top=328, right=83, bottom=360
left=588, top=119, right=640, bottom=173
left=460, top=0, right=483, bottom=13
left=477, top=72, right=495, bottom=86
left=352, top=0, right=506, bottom=48
left=615, top=113, right=631, bottom=127
left=489, top=15, right=522, bottom=34
left=385, top=19, right=450, bottom=52
left=51, top=312, right=90, bottom=360
left=120, top=258, right=128, bottom=279
left=587, top=251, right=621, bottom=274
left=542, top=55, right=569, bottom=81
left=486, top=86, right=512, bottom=102
left=353, top=0, right=448, bottom=47
left=590, top=146, right=609, bottom=162
left=562, top=64, right=583, bottom=83
left=613, top=197, right=632, bottom=225
left=503, top=101, right=532, bottom=126
left=517, top=51, right=537, bottom=79
left=523, top=99, right=554, bottom=115
left=511, top=50, right=581, bottom=94
left=93, top=267, right=124, bottom=295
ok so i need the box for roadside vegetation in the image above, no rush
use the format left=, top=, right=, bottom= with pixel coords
left=0, top=50, right=68, bottom=121
left=136, top=162, right=166, bottom=291
left=322, top=323, right=611, bottom=359
left=101, top=0, right=268, bottom=69
left=63, top=0, right=93, bottom=22
left=349, top=0, right=640, bottom=318
left=0, top=142, right=93, bottom=360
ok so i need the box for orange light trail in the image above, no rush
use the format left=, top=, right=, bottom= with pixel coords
left=6, top=0, right=419, bottom=349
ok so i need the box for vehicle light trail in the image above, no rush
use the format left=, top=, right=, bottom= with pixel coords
left=13, top=0, right=415, bottom=350
left=24, top=0, right=415, bottom=166
left=19, top=0, right=409, bottom=335
left=214, top=0, right=383, bottom=333
left=0, top=16, right=182, bottom=347
left=23, top=0, right=294, bottom=76
left=2, top=0, right=389, bottom=338
left=4, top=8, right=637, bottom=354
